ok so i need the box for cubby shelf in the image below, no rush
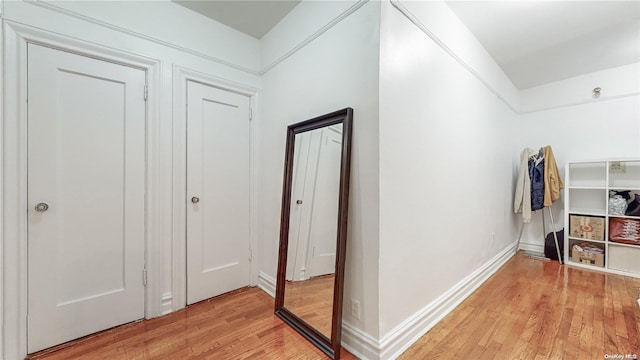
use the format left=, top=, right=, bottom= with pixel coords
left=564, top=160, right=640, bottom=278
left=567, top=236, right=605, bottom=244
left=609, top=241, right=640, bottom=249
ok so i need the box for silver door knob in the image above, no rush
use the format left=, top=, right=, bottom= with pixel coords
left=296, top=200, right=303, bottom=204
left=35, top=203, right=49, bottom=212
left=191, top=197, right=200, bottom=204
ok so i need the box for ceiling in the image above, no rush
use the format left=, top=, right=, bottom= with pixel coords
left=173, top=0, right=300, bottom=39
left=173, top=1, right=640, bottom=90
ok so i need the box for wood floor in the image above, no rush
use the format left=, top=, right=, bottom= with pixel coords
left=29, top=287, right=356, bottom=360
left=29, top=252, right=640, bottom=360
left=284, top=275, right=335, bottom=337
left=399, top=252, right=640, bottom=360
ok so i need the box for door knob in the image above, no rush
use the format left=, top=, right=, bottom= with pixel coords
left=191, top=197, right=200, bottom=204
left=35, top=203, right=49, bottom=212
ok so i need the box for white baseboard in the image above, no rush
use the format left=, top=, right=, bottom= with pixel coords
left=258, top=271, right=276, bottom=298
left=342, top=321, right=381, bottom=360
left=260, top=243, right=515, bottom=359
left=161, top=293, right=172, bottom=315
left=518, top=241, right=544, bottom=254
left=378, top=241, right=517, bottom=360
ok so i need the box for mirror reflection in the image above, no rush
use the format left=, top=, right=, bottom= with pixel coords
left=275, top=107, right=352, bottom=359
left=284, top=124, right=343, bottom=338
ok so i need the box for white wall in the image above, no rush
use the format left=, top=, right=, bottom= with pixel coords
left=1, top=1, right=260, bottom=358
left=387, top=0, right=520, bottom=111
left=517, top=64, right=640, bottom=251
left=378, top=0, right=519, bottom=355
left=521, top=62, right=640, bottom=113
left=24, top=0, right=261, bottom=72
left=261, top=0, right=360, bottom=71
left=259, top=0, right=381, bottom=354
left=0, top=0, right=5, bottom=356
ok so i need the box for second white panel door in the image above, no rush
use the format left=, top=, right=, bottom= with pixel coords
left=186, top=81, right=251, bottom=305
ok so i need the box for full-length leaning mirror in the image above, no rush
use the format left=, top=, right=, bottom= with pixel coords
left=275, top=108, right=353, bottom=359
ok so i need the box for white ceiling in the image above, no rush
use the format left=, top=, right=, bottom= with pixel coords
left=173, top=1, right=640, bottom=89
left=173, top=0, right=300, bottom=39
left=445, top=1, right=640, bottom=89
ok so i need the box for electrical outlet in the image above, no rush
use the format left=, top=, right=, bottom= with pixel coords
left=610, top=161, right=626, bottom=174
left=351, top=299, right=361, bottom=320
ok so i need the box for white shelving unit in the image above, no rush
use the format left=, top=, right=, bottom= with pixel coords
left=564, top=159, right=640, bottom=278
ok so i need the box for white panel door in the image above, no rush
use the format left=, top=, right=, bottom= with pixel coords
left=186, top=81, right=251, bottom=305
left=285, top=132, right=316, bottom=282
left=27, top=45, right=146, bottom=353
left=306, top=127, right=342, bottom=278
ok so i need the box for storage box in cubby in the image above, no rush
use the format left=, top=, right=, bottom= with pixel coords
left=571, top=242, right=605, bottom=267
left=569, top=215, right=605, bottom=241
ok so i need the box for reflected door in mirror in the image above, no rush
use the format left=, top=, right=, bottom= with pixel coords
left=284, top=125, right=342, bottom=339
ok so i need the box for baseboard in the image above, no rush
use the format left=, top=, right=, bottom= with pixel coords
left=259, top=243, right=515, bottom=359
left=518, top=241, right=544, bottom=254
left=258, top=271, right=276, bottom=298
left=341, top=321, right=380, bottom=360
left=161, top=293, right=172, bottom=315
left=378, top=241, right=517, bottom=360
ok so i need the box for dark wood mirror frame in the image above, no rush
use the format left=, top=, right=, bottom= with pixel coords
left=274, top=108, right=353, bottom=359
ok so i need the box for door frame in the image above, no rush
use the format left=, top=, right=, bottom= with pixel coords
left=1, top=21, right=162, bottom=359
left=172, top=66, right=260, bottom=311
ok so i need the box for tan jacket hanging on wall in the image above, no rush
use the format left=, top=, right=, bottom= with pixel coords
left=542, top=145, right=564, bottom=207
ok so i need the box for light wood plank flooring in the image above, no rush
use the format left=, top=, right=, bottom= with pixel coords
left=400, top=252, right=640, bottom=360
left=29, top=287, right=356, bottom=360
left=29, top=252, right=640, bottom=359
left=284, top=275, right=335, bottom=337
